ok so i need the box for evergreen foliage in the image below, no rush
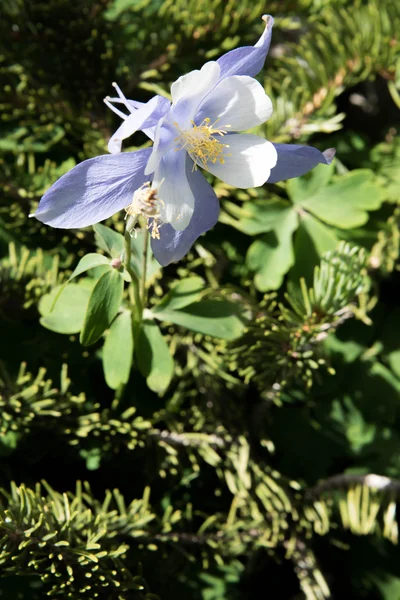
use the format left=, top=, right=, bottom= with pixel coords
left=1, top=0, right=400, bottom=598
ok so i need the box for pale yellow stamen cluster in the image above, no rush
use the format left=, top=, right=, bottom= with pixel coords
left=174, top=118, right=231, bottom=170
left=125, top=182, right=163, bottom=239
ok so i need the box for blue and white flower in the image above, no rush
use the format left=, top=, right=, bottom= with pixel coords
left=32, top=15, right=335, bottom=266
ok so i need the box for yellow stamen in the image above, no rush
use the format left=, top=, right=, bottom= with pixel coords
left=174, top=118, right=231, bottom=170
left=125, top=182, right=163, bottom=239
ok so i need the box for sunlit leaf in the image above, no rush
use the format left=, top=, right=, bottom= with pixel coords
left=39, top=284, right=91, bottom=334
left=246, top=206, right=298, bottom=291
left=222, top=198, right=295, bottom=236
left=299, top=170, right=385, bottom=229
left=93, top=223, right=124, bottom=258
left=69, top=254, right=111, bottom=281
left=287, top=161, right=335, bottom=204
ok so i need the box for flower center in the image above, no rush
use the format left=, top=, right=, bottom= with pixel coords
left=174, top=118, right=230, bottom=169
left=125, top=182, right=163, bottom=239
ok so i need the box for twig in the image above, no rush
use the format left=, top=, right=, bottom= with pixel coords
left=309, top=473, right=400, bottom=498
left=149, top=428, right=226, bottom=449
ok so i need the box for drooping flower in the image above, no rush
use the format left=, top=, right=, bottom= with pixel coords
left=32, top=16, right=335, bottom=266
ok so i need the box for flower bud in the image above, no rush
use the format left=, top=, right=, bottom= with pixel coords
left=111, top=257, right=122, bottom=269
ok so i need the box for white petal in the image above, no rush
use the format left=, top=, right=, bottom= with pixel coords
left=170, top=61, right=220, bottom=123
left=196, top=76, right=273, bottom=132
left=171, top=61, right=220, bottom=104
left=108, top=96, right=159, bottom=154
left=153, top=149, right=195, bottom=231
left=204, top=133, right=277, bottom=188
left=144, top=117, right=176, bottom=175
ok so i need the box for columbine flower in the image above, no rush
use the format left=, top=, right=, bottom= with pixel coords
left=32, top=15, right=334, bottom=266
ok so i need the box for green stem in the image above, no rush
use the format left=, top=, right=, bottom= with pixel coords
left=124, top=228, right=142, bottom=319
left=140, top=228, right=149, bottom=310
left=112, top=382, right=126, bottom=410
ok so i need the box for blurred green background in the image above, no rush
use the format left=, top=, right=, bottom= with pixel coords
left=1, top=0, right=400, bottom=598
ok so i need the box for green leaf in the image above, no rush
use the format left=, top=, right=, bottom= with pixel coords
left=80, top=270, right=124, bottom=346
left=246, top=206, right=298, bottom=291
left=39, top=284, right=91, bottom=334
left=153, top=277, right=205, bottom=312
left=299, top=213, right=339, bottom=255
left=290, top=213, right=338, bottom=283
left=136, top=321, right=174, bottom=393
left=93, top=223, right=124, bottom=258
left=103, top=311, right=134, bottom=390
left=69, top=253, right=111, bottom=281
left=299, top=170, right=385, bottom=229
left=153, top=300, right=246, bottom=340
left=222, top=198, right=294, bottom=236
left=287, top=161, right=335, bottom=204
